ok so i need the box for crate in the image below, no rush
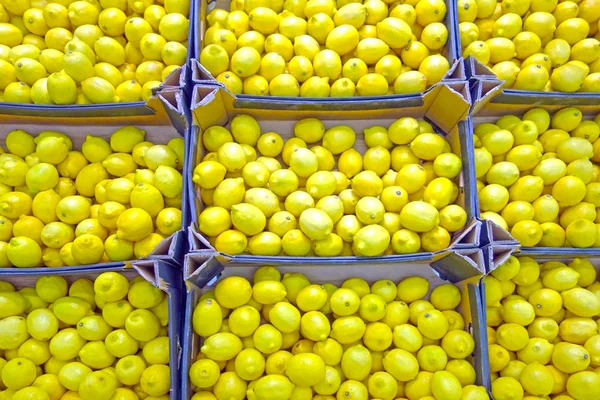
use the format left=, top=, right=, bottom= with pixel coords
left=188, top=0, right=465, bottom=111
left=0, top=88, right=191, bottom=270
left=470, top=92, right=600, bottom=271
left=181, top=250, right=487, bottom=400
left=186, top=81, right=481, bottom=264
left=0, top=260, right=183, bottom=400
left=481, top=248, right=600, bottom=398
left=0, top=0, right=195, bottom=118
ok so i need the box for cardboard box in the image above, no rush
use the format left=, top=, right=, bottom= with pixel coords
left=0, top=88, right=191, bottom=270
left=0, top=260, right=183, bottom=400
left=181, top=251, right=487, bottom=400
left=0, top=0, right=194, bottom=118
left=480, top=250, right=600, bottom=398
left=188, top=0, right=465, bottom=110
left=186, top=82, right=481, bottom=265
left=470, top=93, right=600, bottom=271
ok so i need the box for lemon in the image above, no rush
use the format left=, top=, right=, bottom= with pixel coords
left=259, top=53, right=285, bottom=82
left=285, top=353, right=326, bottom=387
left=342, top=58, right=368, bottom=86
left=279, top=228, right=311, bottom=255
left=1, top=357, right=36, bottom=390
left=302, top=50, right=339, bottom=85
left=355, top=73, right=388, bottom=96
left=395, top=201, right=439, bottom=233
left=0, top=191, right=32, bottom=220
left=279, top=15, right=308, bottom=40
left=566, top=371, right=600, bottom=400
left=300, top=75, right=330, bottom=97
left=4, top=81, right=32, bottom=104
left=268, top=73, right=299, bottom=96
left=237, top=31, right=266, bottom=55
left=352, top=224, right=390, bottom=256
left=253, top=375, right=294, bottom=400
left=6, top=236, right=41, bottom=268
left=251, top=323, right=283, bottom=354
left=233, top=348, right=264, bottom=381
left=5, top=130, right=35, bottom=159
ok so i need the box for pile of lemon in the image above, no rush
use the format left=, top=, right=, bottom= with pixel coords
left=484, top=256, right=600, bottom=400
left=190, top=266, right=489, bottom=400
left=0, top=272, right=171, bottom=400
left=0, top=127, right=183, bottom=268
left=459, top=0, right=600, bottom=92
left=192, top=114, right=468, bottom=257
left=0, top=0, right=189, bottom=104
left=200, top=0, right=452, bottom=97
left=475, top=107, right=600, bottom=248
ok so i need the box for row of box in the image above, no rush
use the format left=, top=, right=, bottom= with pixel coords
left=3, top=76, right=600, bottom=277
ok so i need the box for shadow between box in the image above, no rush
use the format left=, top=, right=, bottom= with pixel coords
left=0, top=259, right=184, bottom=400
left=188, top=0, right=464, bottom=110
left=185, top=82, right=481, bottom=263
left=179, top=249, right=487, bottom=400
left=0, top=87, right=192, bottom=272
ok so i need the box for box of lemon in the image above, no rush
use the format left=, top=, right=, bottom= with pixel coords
left=0, top=87, right=190, bottom=270
left=470, top=94, right=600, bottom=262
left=458, top=0, right=600, bottom=98
left=185, top=82, right=480, bottom=262
left=0, top=260, right=183, bottom=400
left=481, top=251, right=600, bottom=400
left=0, top=0, right=193, bottom=111
left=181, top=251, right=489, bottom=400
left=189, top=0, right=464, bottom=106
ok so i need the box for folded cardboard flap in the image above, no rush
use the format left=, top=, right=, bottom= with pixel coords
left=465, top=56, right=496, bottom=80
left=469, top=78, right=505, bottom=116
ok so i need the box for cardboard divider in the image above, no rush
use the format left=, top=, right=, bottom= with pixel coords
left=189, top=0, right=465, bottom=110
left=470, top=93, right=600, bottom=271
left=0, top=88, right=191, bottom=270
left=186, top=83, right=481, bottom=265
left=181, top=251, right=487, bottom=400
left=0, top=260, right=183, bottom=400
